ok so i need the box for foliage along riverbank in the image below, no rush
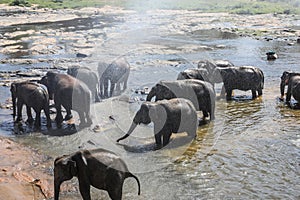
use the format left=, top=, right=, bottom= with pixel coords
left=0, top=0, right=300, bottom=14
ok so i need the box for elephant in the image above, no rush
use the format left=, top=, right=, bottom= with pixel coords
left=39, top=71, right=92, bottom=128
left=280, top=71, right=300, bottom=104
left=10, top=81, right=51, bottom=128
left=54, top=148, right=141, bottom=200
left=98, top=58, right=130, bottom=98
left=210, top=66, right=264, bottom=100
left=67, top=66, right=100, bottom=102
left=177, top=68, right=210, bottom=82
left=197, top=59, right=235, bottom=96
left=146, top=79, right=215, bottom=120
left=117, top=98, right=198, bottom=148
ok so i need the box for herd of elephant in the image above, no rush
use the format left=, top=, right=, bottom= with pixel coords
left=9, top=58, right=300, bottom=200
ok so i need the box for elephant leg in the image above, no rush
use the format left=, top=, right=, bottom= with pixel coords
left=110, top=82, right=116, bottom=97
left=226, top=88, right=233, bottom=100
left=26, top=105, right=34, bottom=124
left=34, top=109, right=41, bottom=127
left=78, top=112, right=87, bottom=128
left=251, top=89, right=257, bottom=99
left=104, top=80, right=109, bottom=98
left=108, top=187, right=122, bottom=200
left=116, top=82, right=121, bottom=93
left=78, top=179, right=91, bottom=200
left=94, top=88, right=101, bottom=102
left=258, top=88, right=263, bottom=96
left=44, top=105, right=52, bottom=128
left=220, top=85, right=226, bottom=98
left=55, top=104, right=63, bottom=127
left=107, top=175, right=122, bottom=200
left=202, top=110, right=209, bottom=119
left=163, top=132, right=172, bottom=146
left=154, top=132, right=163, bottom=148
left=16, top=100, right=23, bottom=122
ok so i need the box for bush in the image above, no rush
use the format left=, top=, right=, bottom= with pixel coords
left=9, top=0, right=31, bottom=7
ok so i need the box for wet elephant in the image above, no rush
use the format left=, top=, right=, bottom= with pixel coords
left=211, top=66, right=264, bottom=100
left=177, top=68, right=210, bottom=82
left=39, top=71, right=92, bottom=128
left=67, top=66, right=100, bottom=102
left=54, top=149, right=140, bottom=200
left=98, top=58, right=130, bottom=98
left=10, top=81, right=51, bottom=128
left=280, top=71, right=300, bottom=104
left=117, top=98, right=198, bottom=148
left=146, top=79, right=215, bottom=120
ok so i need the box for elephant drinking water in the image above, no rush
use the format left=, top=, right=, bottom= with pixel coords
left=117, top=98, right=198, bottom=149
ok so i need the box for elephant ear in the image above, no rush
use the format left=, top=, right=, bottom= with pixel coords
left=148, top=103, right=167, bottom=132
left=60, top=158, right=78, bottom=177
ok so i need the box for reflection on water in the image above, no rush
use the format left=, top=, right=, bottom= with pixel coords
left=0, top=11, right=299, bottom=200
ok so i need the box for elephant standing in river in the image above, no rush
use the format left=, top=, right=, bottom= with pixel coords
left=67, top=66, right=100, bottom=102
left=10, top=81, right=51, bottom=128
left=39, top=71, right=92, bottom=128
left=177, top=68, right=210, bottom=82
left=209, top=66, right=264, bottom=100
left=280, top=71, right=300, bottom=104
left=117, top=98, right=198, bottom=148
left=146, top=79, right=215, bottom=120
left=54, top=149, right=140, bottom=200
left=98, top=59, right=130, bottom=98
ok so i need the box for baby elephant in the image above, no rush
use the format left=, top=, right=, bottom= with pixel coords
left=10, top=81, right=51, bottom=127
left=54, top=149, right=140, bottom=200
left=280, top=71, right=300, bottom=105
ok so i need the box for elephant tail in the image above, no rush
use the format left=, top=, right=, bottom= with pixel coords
left=125, top=172, right=141, bottom=195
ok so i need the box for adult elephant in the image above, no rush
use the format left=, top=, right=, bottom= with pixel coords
left=10, top=81, right=51, bottom=128
left=210, top=66, right=264, bottom=100
left=177, top=68, right=210, bottom=82
left=98, top=58, right=130, bottom=98
left=117, top=98, right=198, bottom=148
left=39, top=71, right=92, bottom=128
left=280, top=71, right=300, bottom=104
left=54, top=149, right=140, bottom=200
left=67, top=66, right=100, bottom=102
left=146, top=79, right=215, bottom=120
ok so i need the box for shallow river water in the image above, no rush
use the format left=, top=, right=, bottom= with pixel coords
left=0, top=10, right=299, bottom=199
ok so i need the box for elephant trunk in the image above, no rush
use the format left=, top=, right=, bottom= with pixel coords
left=12, top=94, right=16, bottom=120
left=280, top=80, right=286, bottom=99
left=54, top=179, right=62, bottom=200
left=146, top=88, right=155, bottom=101
left=116, top=122, right=137, bottom=142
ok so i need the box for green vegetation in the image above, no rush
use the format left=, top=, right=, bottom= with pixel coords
left=0, top=0, right=299, bottom=14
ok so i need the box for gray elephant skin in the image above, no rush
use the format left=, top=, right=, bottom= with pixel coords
left=117, top=98, right=198, bottom=148
left=54, top=149, right=140, bottom=200
left=10, top=81, right=51, bottom=128
left=146, top=79, right=215, bottom=120
left=67, top=66, right=101, bottom=102
left=177, top=68, right=210, bottom=82
left=280, top=71, right=300, bottom=105
left=39, top=71, right=92, bottom=128
left=98, top=59, right=130, bottom=98
left=211, top=66, right=264, bottom=100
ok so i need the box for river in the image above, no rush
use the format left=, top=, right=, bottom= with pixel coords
left=0, top=8, right=299, bottom=199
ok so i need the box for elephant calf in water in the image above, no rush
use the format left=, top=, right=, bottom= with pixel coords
left=10, top=81, right=51, bottom=128
left=280, top=71, right=300, bottom=106
left=117, top=98, right=198, bottom=149
left=54, top=149, right=140, bottom=200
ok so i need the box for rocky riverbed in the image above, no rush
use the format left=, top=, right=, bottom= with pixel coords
left=0, top=4, right=300, bottom=200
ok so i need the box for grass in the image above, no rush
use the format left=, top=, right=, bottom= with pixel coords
left=0, top=0, right=299, bottom=14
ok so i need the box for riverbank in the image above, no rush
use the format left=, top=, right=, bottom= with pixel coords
left=0, top=136, right=53, bottom=199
